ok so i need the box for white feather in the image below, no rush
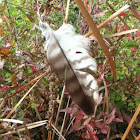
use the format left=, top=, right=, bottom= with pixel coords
left=54, top=24, right=99, bottom=102
left=39, top=22, right=99, bottom=115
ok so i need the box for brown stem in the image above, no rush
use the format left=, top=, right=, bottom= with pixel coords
left=122, top=104, right=140, bottom=140
left=75, top=0, right=116, bottom=81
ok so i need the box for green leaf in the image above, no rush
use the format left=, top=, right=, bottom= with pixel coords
left=16, top=7, right=34, bottom=22
left=116, top=102, right=124, bottom=109
left=115, top=95, right=121, bottom=101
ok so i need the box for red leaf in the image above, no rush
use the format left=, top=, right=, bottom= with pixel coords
left=54, top=2, right=58, bottom=6
left=83, top=0, right=87, bottom=4
left=0, top=26, right=2, bottom=36
left=136, top=92, right=140, bottom=96
left=86, top=124, right=94, bottom=135
left=87, top=4, right=91, bottom=11
left=110, top=103, right=123, bottom=122
left=126, top=33, right=132, bottom=40
left=0, top=85, right=10, bottom=92
left=60, top=107, right=72, bottom=114
left=39, top=103, right=44, bottom=112
left=119, top=12, right=128, bottom=16
left=83, top=130, right=90, bottom=139
left=29, top=65, right=35, bottom=72
left=100, top=127, right=108, bottom=134
left=113, top=118, right=123, bottom=122
left=75, top=125, right=85, bottom=131
left=16, top=86, right=26, bottom=91
left=92, top=135, right=98, bottom=140
left=117, top=24, right=132, bottom=40
left=130, top=47, right=137, bottom=52
left=105, top=108, right=116, bottom=124
left=96, top=93, right=103, bottom=105
left=135, top=36, right=140, bottom=40
left=54, top=7, right=61, bottom=11
left=83, top=118, right=91, bottom=126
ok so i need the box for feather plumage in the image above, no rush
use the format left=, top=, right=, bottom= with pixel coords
left=39, top=22, right=99, bottom=116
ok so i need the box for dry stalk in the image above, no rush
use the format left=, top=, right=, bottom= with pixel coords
left=85, top=5, right=130, bottom=37
left=0, top=71, right=48, bottom=128
left=0, top=120, right=48, bottom=137
left=0, top=99, right=6, bottom=111
left=30, top=94, right=46, bottom=140
left=64, top=0, right=70, bottom=24
left=75, top=0, right=116, bottom=82
left=104, top=29, right=138, bottom=38
left=122, top=104, right=140, bottom=140
left=106, top=2, right=130, bottom=29
left=23, top=123, right=32, bottom=140
left=51, top=123, right=66, bottom=140
left=52, top=85, right=65, bottom=140
left=103, top=74, right=109, bottom=116
left=58, top=96, right=70, bottom=140
left=136, top=134, right=140, bottom=140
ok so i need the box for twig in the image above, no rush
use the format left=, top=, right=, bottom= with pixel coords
left=0, top=71, right=48, bottom=128
left=108, top=134, right=123, bottom=140
left=0, top=119, right=23, bottom=124
left=58, top=96, right=70, bottom=140
left=85, top=5, right=130, bottom=37
left=31, top=95, right=46, bottom=140
left=122, top=104, right=140, bottom=140
left=64, top=117, right=75, bottom=137
left=104, top=29, right=138, bottom=38
left=106, top=2, right=130, bottom=29
left=64, top=0, right=70, bottom=24
left=0, top=120, right=48, bottom=136
left=5, top=70, right=49, bottom=99
left=103, top=76, right=109, bottom=116
left=51, top=123, right=66, bottom=140
left=136, top=134, right=140, bottom=140
left=0, top=99, right=6, bottom=111
left=75, top=0, right=116, bottom=82
left=23, top=123, right=32, bottom=140
left=52, top=85, right=66, bottom=140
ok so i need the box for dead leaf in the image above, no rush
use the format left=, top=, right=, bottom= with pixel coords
left=16, top=72, right=23, bottom=80
left=0, top=48, right=11, bottom=56
left=11, top=74, right=16, bottom=86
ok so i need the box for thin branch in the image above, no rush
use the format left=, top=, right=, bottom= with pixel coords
left=52, top=85, right=66, bottom=140
left=86, top=5, right=130, bottom=37
left=104, top=29, right=138, bottom=38
left=122, top=104, right=140, bottom=140
left=64, top=0, right=71, bottom=24
left=23, top=123, right=32, bottom=140
left=30, top=94, right=46, bottom=140
left=0, top=71, right=48, bottom=128
left=106, top=2, right=130, bottom=28
left=75, top=0, right=116, bottom=81
left=58, top=96, right=70, bottom=140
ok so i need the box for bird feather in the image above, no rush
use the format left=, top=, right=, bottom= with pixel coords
left=39, top=22, right=99, bottom=116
